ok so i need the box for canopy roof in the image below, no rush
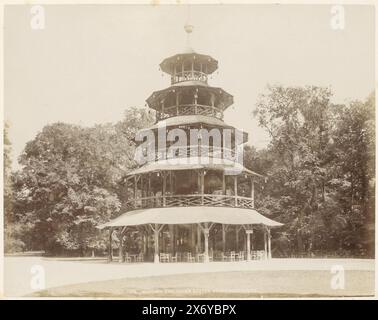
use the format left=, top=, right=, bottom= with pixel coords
left=99, top=206, right=283, bottom=228
left=137, top=115, right=248, bottom=142
left=160, top=52, right=218, bottom=75
left=126, top=158, right=264, bottom=179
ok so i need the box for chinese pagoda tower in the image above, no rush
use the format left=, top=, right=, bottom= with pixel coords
left=103, top=24, right=282, bottom=263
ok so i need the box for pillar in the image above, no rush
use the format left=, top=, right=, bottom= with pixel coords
left=203, top=223, right=210, bottom=263
left=250, top=177, right=255, bottom=208
left=118, top=227, right=124, bottom=263
left=191, top=224, right=196, bottom=254
left=152, top=224, right=164, bottom=264
left=267, top=228, right=272, bottom=260
left=169, top=225, right=174, bottom=254
left=246, top=229, right=253, bottom=261
left=162, top=172, right=166, bottom=206
left=108, top=228, right=113, bottom=262
left=222, top=172, right=226, bottom=195
left=234, top=175, right=238, bottom=206
left=235, top=226, right=239, bottom=252
left=201, top=170, right=205, bottom=205
left=264, top=228, right=268, bottom=260
left=222, top=224, right=226, bottom=252
left=196, top=224, right=201, bottom=253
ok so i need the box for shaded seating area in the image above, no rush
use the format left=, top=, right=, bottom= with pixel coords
left=100, top=206, right=282, bottom=264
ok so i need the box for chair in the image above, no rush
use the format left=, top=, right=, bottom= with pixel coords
left=136, top=253, right=144, bottom=262
left=222, top=252, right=229, bottom=262
left=237, top=251, right=244, bottom=261
left=170, top=253, right=178, bottom=263
left=124, top=253, right=132, bottom=263
left=160, top=253, right=169, bottom=263
left=185, top=252, right=195, bottom=262
left=229, top=251, right=236, bottom=262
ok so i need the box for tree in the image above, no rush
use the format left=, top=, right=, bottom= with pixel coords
left=253, top=85, right=374, bottom=257
left=11, top=107, right=154, bottom=255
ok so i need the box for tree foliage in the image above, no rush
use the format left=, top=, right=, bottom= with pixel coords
left=251, top=86, right=375, bottom=257
left=9, top=108, right=153, bottom=255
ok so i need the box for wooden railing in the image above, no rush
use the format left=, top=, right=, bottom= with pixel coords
left=171, top=71, right=208, bottom=84
left=151, top=145, right=236, bottom=162
left=126, top=194, right=255, bottom=211
left=156, top=104, right=224, bottom=121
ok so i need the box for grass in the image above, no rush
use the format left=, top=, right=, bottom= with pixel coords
left=32, top=269, right=374, bottom=298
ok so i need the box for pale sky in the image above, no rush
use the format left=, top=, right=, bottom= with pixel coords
left=4, top=4, right=375, bottom=169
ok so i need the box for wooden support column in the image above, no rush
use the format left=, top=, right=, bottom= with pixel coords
left=169, top=225, right=174, bottom=254
left=176, top=92, right=179, bottom=115
left=203, top=223, right=210, bottom=263
left=201, top=170, right=205, bottom=205
left=108, top=227, right=113, bottom=262
left=162, top=172, right=166, bottom=207
left=234, top=175, right=238, bottom=206
left=267, top=228, right=272, bottom=260
left=222, top=172, right=226, bottom=195
left=264, top=228, right=268, bottom=260
left=191, top=225, right=196, bottom=254
left=250, top=177, right=255, bottom=208
left=118, top=227, right=127, bottom=263
left=235, top=226, right=241, bottom=252
left=191, top=60, right=194, bottom=77
left=222, top=224, right=227, bottom=252
left=151, top=224, right=164, bottom=263
left=134, top=175, right=138, bottom=207
left=199, top=223, right=214, bottom=263
left=245, top=229, right=253, bottom=261
left=196, top=224, right=201, bottom=253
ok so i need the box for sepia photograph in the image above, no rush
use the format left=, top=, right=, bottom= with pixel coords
left=1, top=1, right=376, bottom=302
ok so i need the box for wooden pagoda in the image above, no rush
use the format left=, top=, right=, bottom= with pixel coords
left=101, top=25, right=282, bottom=263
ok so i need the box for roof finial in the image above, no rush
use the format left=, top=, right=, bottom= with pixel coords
left=184, top=5, right=194, bottom=51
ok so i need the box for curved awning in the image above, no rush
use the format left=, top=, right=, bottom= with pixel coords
left=99, top=206, right=283, bottom=229
left=125, top=158, right=264, bottom=179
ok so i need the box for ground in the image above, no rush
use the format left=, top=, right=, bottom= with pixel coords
left=3, top=257, right=375, bottom=298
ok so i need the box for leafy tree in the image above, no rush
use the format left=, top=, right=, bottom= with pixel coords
left=252, top=85, right=374, bottom=257
left=11, top=108, right=153, bottom=255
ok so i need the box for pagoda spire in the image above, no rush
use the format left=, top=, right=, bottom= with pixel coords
left=184, top=5, right=194, bottom=53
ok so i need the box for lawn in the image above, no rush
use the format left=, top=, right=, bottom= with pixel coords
left=33, top=269, right=374, bottom=298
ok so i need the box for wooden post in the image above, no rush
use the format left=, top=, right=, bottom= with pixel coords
left=201, top=170, right=205, bottom=205
left=151, top=224, right=164, bottom=263
left=169, top=225, right=174, bottom=254
left=191, top=225, right=196, bottom=254
left=108, top=228, right=113, bottom=262
left=235, top=226, right=239, bottom=252
left=118, top=227, right=124, bottom=263
left=134, top=175, right=137, bottom=207
left=197, top=224, right=201, bottom=253
left=203, top=223, right=210, bottom=263
left=267, top=228, right=272, bottom=260
left=222, top=172, right=226, bottom=195
left=222, top=224, right=226, bottom=252
left=162, top=172, right=166, bottom=207
left=250, top=177, right=255, bottom=208
left=234, top=175, right=238, bottom=206
left=264, top=228, right=268, bottom=260
left=246, top=229, right=253, bottom=261
left=191, top=60, right=194, bottom=78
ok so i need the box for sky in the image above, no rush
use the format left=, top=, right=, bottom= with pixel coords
left=4, top=4, right=375, bottom=169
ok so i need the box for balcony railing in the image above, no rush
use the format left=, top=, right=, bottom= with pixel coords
left=150, top=145, right=236, bottom=162
left=171, top=71, right=208, bottom=84
left=156, top=104, right=224, bottom=121
left=126, top=194, right=255, bottom=211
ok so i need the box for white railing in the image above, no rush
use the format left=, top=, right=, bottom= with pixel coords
left=152, top=145, right=236, bottom=162
left=126, top=194, right=254, bottom=210
left=171, top=71, right=208, bottom=84
left=156, top=104, right=224, bottom=121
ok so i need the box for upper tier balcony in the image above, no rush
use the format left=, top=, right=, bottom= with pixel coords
left=126, top=193, right=255, bottom=211
left=171, top=70, right=208, bottom=85
left=156, top=103, right=224, bottom=121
